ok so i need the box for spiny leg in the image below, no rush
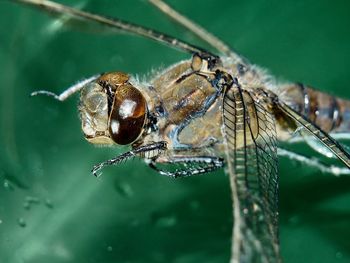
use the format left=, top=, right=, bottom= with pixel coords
left=149, top=156, right=224, bottom=178
left=31, top=74, right=101, bottom=101
left=277, top=147, right=350, bottom=176
left=149, top=0, right=244, bottom=63
left=92, top=141, right=167, bottom=177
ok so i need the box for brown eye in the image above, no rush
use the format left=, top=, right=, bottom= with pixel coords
left=109, top=83, right=147, bottom=145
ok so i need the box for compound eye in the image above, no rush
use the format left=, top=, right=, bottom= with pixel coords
left=109, top=83, right=147, bottom=145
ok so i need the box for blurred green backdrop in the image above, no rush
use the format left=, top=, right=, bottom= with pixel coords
left=1, top=0, right=350, bottom=262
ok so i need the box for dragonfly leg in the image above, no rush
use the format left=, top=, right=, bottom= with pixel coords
left=149, top=156, right=224, bottom=178
left=278, top=147, right=350, bottom=176
left=30, top=74, right=102, bottom=101
left=91, top=141, right=168, bottom=177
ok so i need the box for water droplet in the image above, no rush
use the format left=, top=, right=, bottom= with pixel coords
left=107, top=246, right=113, bottom=252
left=18, top=218, right=26, bottom=228
left=45, top=199, right=54, bottom=209
left=23, top=202, right=30, bottom=210
left=3, top=180, right=14, bottom=191
left=153, top=214, right=177, bottom=228
left=23, top=196, right=41, bottom=210
left=26, top=196, right=40, bottom=203
left=0, top=219, right=3, bottom=224
left=114, top=181, right=133, bottom=197
left=335, top=252, right=343, bottom=259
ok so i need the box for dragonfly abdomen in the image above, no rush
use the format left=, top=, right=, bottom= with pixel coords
left=282, top=84, right=350, bottom=133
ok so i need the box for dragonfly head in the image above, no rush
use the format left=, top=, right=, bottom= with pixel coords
left=79, top=72, right=147, bottom=146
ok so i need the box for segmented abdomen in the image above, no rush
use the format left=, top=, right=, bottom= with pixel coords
left=282, top=84, right=350, bottom=133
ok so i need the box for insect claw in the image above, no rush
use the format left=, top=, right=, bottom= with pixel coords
left=91, top=165, right=103, bottom=177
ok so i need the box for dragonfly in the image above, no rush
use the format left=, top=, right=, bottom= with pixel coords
left=9, top=0, right=350, bottom=262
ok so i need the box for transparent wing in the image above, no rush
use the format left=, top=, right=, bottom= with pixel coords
left=277, top=102, right=350, bottom=169
left=11, top=0, right=209, bottom=56
left=222, top=86, right=280, bottom=263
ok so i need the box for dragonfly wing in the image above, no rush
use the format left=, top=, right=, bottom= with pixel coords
left=11, top=0, right=207, bottom=55
left=277, top=102, right=350, bottom=169
left=222, top=86, right=280, bottom=263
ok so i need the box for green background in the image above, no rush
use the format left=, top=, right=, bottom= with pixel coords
left=1, top=0, right=350, bottom=262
